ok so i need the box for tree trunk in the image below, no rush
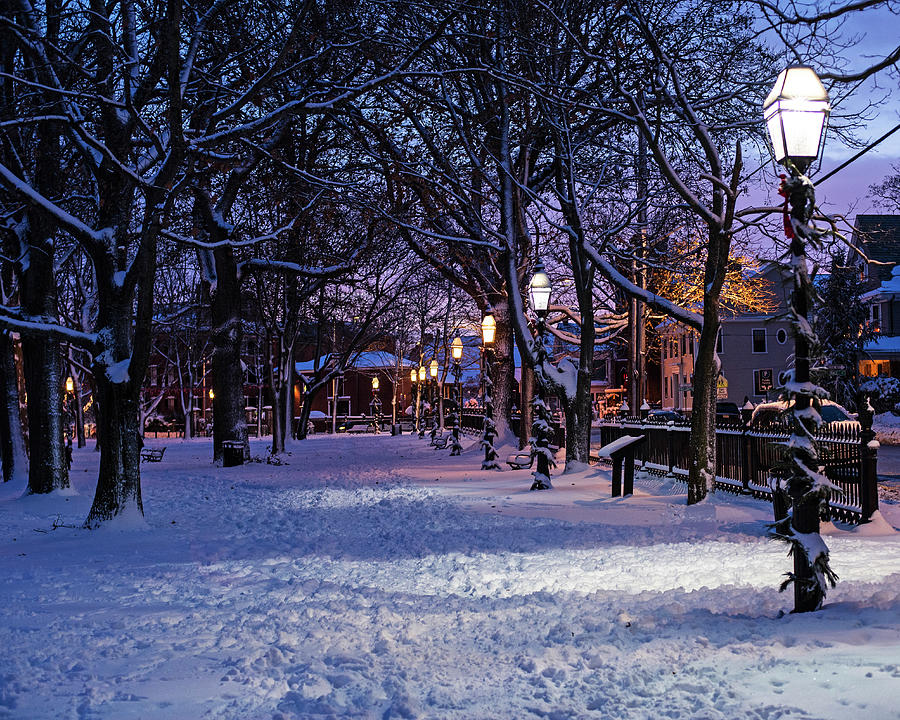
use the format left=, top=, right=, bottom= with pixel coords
left=491, top=301, right=516, bottom=443
left=20, top=245, right=68, bottom=494
left=84, top=375, right=143, bottom=527
left=687, top=296, right=720, bottom=504
left=519, top=363, right=534, bottom=450
left=0, top=332, right=27, bottom=483
left=209, top=248, right=248, bottom=463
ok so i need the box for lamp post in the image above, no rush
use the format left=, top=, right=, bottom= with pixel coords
left=429, top=358, right=439, bottom=439
left=529, top=261, right=554, bottom=490
left=371, top=376, right=381, bottom=433
left=410, top=367, right=418, bottom=435
left=64, top=376, right=75, bottom=441
left=449, top=337, right=463, bottom=455
left=417, top=364, right=426, bottom=438
left=481, top=309, right=499, bottom=469
left=763, top=65, right=836, bottom=613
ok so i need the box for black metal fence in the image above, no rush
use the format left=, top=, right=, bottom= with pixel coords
left=594, top=416, right=878, bottom=524
left=460, top=409, right=566, bottom=448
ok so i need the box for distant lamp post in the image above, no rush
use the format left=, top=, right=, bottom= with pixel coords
left=417, top=365, right=426, bottom=437
left=428, top=359, right=440, bottom=440
left=481, top=307, right=499, bottom=470
left=410, top=367, right=420, bottom=435
left=764, top=64, right=836, bottom=614
left=529, top=261, right=554, bottom=490
left=64, top=376, right=75, bottom=441
left=209, top=389, right=215, bottom=400
left=370, top=377, right=381, bottom=432
left=449, top=337, right=463, bottom=455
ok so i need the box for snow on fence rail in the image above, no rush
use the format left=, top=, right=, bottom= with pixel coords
left=593, top=415, right=878, bottom=524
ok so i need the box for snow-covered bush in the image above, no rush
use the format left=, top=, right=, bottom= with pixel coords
left=860, top=375, right=900, bottom=414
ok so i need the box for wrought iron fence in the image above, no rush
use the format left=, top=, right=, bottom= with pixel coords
left=594, top=415, right=878, bottom=524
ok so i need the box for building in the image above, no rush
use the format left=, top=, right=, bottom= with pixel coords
left=849, top=215, right=900, bottom=378
left=659, top=263, right=793, bottom=410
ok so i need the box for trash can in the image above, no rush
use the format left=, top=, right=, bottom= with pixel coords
left=222, top=440, right=244, bottom=467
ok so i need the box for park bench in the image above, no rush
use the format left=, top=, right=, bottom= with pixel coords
left=140, top=447, right=166, bottom=463
left=506, top=445, right=560, bottom=470
left=432, top=435, right=450, bottom=449
left=506, top=451, right=533, bottom=469
left=596, top=435, right=646, bottom=497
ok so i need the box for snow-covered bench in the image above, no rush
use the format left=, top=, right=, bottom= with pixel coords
left=506, top=452, right=533, bottom=469
left=506, top=445, right=559, bottom=470
left=433, top=435, right=450, bottom=449
left=140, top=447, right=166, bottom=463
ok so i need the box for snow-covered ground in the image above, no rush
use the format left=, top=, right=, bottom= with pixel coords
left=874, top=411, right=900, bottom=446
left=1, top=435, right=899, bottom=720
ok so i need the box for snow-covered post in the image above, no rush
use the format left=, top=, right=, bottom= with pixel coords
left=763, top=66, right=837, bottom=612
left=481, top=310, right=500, bottom=470
left=857, top=396, right=880, bottom=522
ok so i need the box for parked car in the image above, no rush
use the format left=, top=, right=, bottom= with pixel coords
left=647, top=409, right=687, bottom=423
left=750, top=399, right=858, bottom=429
left=715, top=401, right=742, bottom=425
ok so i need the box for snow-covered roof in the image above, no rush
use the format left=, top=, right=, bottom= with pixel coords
left=295, top=351, right=416, bottom=375
left=864, top=334, right=900, bottom=356
left=861, top=266, right=900, bottom=301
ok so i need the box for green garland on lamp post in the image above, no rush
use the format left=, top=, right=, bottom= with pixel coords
left=763, top=65, right=839, bottom=613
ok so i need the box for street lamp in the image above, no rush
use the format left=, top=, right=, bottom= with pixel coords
left=417, top=365, right=426, bottom=437
left=763, top=66, right=830, bottom=173
left=410, top=367, right=419, bottom=435
left=481, top=307, right=499, bottom=470
left=763, top=64, right=834, bottom=614
left=528, top=261, right=554, bottom=490
left=449, top=337, right=463, bottom=455
left=64, top=376, right=75, bottom=442
left=371, top=377, right=381, bottom=432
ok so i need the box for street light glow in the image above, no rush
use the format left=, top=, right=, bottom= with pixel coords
left=529, top=261, right=552, bottom=314
left=418, top=366, right=426, bottom=382
left=763, top=65, right=830, bottom=168
left=451, top=336, right=463, bottom=361
left=481, top=312, right=496, bottom=346
left=372, top=377, right=379, bottom=391
left=65, top=376, right=74, bottom=394
left=429, top=359, right=438, bottom=378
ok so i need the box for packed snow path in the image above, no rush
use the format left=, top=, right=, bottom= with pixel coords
left=1, top=436, right=899, bottom=719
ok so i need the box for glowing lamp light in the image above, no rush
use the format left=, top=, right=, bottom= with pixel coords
left=372, top=377, right=380, bottom=391
left=529, top=261, right=552, bottom=314
left=481, top=311, right=496, bottom=346
left=65, top=376, right=74, bottom=394
left=418, top=366, right=426, bottom=382
left=209, top=389, right=215, bottom=400
left=410, top=368, right=417, bottom=383
left=763, top=65, right=830, bottom=169
left=451, top=336, right=463, bottom=362
left=429, top=359, right=438, bottom=378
